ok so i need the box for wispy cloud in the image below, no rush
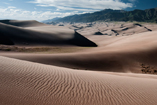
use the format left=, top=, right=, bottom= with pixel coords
left=30, top=0, right=133, bottom=11
left=3, top=2, right=10, bottom=5
left=0, top=6, right=78, bottom=21
left=8, top=6, right=16, bottom=9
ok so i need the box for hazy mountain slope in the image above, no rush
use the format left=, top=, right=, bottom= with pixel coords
left=48, top=8, right=157, bottom=23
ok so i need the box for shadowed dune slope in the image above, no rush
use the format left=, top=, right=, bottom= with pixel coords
left=1, top=31, right=157, bottom=73
left=0, top=56, right=157, bottom=105
left=0, top=22, right=97, bottom=46
left=0, top=20, right=47, bottom=27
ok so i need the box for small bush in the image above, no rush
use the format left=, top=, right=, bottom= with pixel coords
left=140, top=63, right=157, bottom=74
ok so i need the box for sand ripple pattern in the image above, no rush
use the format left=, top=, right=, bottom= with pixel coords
left=0, top=56, right=157, bottom=105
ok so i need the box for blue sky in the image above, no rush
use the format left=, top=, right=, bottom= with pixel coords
left=0, top=0, right=156, bottom=21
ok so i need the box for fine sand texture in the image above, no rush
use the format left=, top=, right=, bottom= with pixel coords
left=1, top=21, right=157, bottom=105
left=0, top=56, right=157, bottom=105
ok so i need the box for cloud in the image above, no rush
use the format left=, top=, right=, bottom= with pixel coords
left=3, top=2, right=10, bottom=5
left=30, top=0, right=133, bottom=11
left=8, top=6, right=16, bottom=9
left=0, top=0, right=134, bottom=21
left=0, top=7, right=78, bottom=21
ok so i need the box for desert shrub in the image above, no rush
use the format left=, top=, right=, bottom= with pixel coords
left=140, top=63, right=157, bottom=74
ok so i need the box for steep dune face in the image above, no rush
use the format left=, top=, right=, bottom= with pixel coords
left=68, top=32, right=97, bottom=46
left=0, top=56, right=157, bottom=105
left=0, top=21, right=97, bottom=46
left=0, top=34, right=14, bottom=45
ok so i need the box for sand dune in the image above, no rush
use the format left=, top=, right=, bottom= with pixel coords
left=0, top=56, right=157, bottom=105
left=111, top=23, right=152, bottom=36
left=1, top=21, right=157, bottom=73
left=69, top=22, right=157, bottom=36
left=0, top=20, right=47, bottom=27
left=0, top=20, right=97, bottom=46
left=2, top=31, right=157, bottom=73
left=1, top=20, right=157, bottom=105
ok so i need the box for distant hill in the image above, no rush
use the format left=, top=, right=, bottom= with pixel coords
left=42, top=17, right=61, bottom=24
left=45, top=8, right=157, bottom=23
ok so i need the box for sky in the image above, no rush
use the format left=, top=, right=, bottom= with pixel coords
left=0, top=0, right=156, bottom=21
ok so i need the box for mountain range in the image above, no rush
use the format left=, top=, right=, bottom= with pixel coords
left=44, top=7, right=157, bottom=23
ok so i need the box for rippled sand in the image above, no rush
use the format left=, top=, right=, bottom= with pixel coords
left=1, top=56, right=157, bottom=105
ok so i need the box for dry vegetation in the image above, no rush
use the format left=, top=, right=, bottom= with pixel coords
left=0, top=45, right=88, bottom=53
left=141, top=63, right=157, bottom=74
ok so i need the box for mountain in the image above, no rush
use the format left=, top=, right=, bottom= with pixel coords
left=42, top=17, right=61, bottom=24
left=46, top=8, right=157, bottom=23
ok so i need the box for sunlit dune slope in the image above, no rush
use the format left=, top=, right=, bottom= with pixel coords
left=71, top=22, right=156, bottom=36
left=0, top=56, right=157, bottom=105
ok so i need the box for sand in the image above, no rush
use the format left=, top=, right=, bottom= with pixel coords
left=0, top=20, right=157, bottom=105
left=2, top=31, right=157, bottom=72
left=0, top=20, right=97, bottom=46
left=0, top=20, right=47, bottom=27
left=1, top=56, right=157, bottom=105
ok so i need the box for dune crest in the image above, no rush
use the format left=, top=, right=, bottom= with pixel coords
left=0, top=20, right=97, bottom=46
left=0, top=20, right=47, bottom=27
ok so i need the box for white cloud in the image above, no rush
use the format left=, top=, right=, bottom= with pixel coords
left=8, top=6, right=16, bottom=9
left=0, top=0, right=134, bottom=21
left=30, top=0, right=133, bottom=11
left=0, top=7, right=77, bottom=21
